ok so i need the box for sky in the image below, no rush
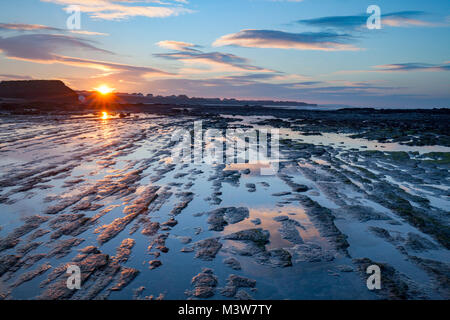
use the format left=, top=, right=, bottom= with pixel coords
left=0, top=0, right=449, bottom=108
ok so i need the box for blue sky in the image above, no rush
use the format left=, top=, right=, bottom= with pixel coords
left=0, top=0, right=449, bottom=107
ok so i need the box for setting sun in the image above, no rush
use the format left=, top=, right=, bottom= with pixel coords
left=94, top=84, right=115, bottom=95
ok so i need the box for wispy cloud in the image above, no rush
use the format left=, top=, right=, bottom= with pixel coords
left=213, top=29, right=359, bottom=51
left=155, top=40, right=277, bottom=74
left=373, top=62, right=450, bottom=72
left=0, top=74, right=33, bottom=80
left=0, top=23, right=61, bottom=31
left=41, top=0, right=193, bottom=20
left=0, top=22, right=108, bottom=36
left=296, top=11, right=438, bottom=30
left=0, top=33, right=169, bottom=79
left=156, top=40, right=201, bottom=52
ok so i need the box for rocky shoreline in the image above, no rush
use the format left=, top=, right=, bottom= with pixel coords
left=0, top=107, right=448, bottom=300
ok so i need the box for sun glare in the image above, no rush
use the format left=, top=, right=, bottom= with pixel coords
left=95, top=84, right=115, bottom=95
left=101, top=111, right=108, bottom=120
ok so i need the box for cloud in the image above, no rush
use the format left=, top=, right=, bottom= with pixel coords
left=213, top=29, right=359, bottom=51
left=0, top=33, right=169, bottom=79
left=382, top=11, right=437, bottom=27
left=69, top=30, right=109, bottom=36
left=155, top=40, right=277, bottom=73
left=41, top=0, right=193, bottom=20
left=296, top=11, right=436, bottom=30
left=0, top=34, right=112, bottom=60
left=373, top=62, right=450, bottom=72
left=156, top=40, right=201, bottom=52
left=0, top=22, right=108, bottom=36
left=0, top=23, right=61, bottom=31
left=0, top=74, right=33, bottom=80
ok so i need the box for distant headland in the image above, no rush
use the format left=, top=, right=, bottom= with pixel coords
left=0, top=79, right=317, bottom=108
left=0, top=80, right=79, bottom=104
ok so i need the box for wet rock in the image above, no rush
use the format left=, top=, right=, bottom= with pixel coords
left=279, top=219, right=304, bottom=244
left=241, top=169, right=251, bottom=174
left=220, top=285, right=237, bottom=297
left=38, top=252, right=111, bottom=300
left=221, top=170, right=241, bottom=185
left=228, top=275, right=256, bottom=288
left=191, top=286, right=215, bottom=299
left=114, top=238, right=135, bottom=263
left=272, top=192, right=291, bottom=197
left=267, top=248, right=292, bottom=267
left=110, top=267, right=140, bottom=291
left=408, top=256, right=450, bottom=299
left=405, top=233, right=439, bottom=252
left=235, top=289, right=254, bottom=300
left=133, top=286, right=146, bottom=300
left=49, top=213, right=92, bottom=240
left=224, top=228, right=270, bottom=245
left=223, top=257, right=241, bottom=270
left=0, top=215, right=49, bottom=252
left=178, top=236, right=192, bottom=244
left=149, top=260, right=162, bottom=270
left=220, top=274, right=256, bottom=298
left=292, top=195, right=350, bottom=253
left=23, top=253, right=46, bottom=269
left=12, top=263, right=51, bottom=288
left=158, top=246, right=169, bottom=253
left=336, top=265, right=354, bottom=272
left=368, top=181, right=449, bottom=249
left=141, top=222, right=160, bottom=236
left=97, top=213, right=139, bottom=244
left=171, top=192, right=194, bottom=215
left=48, top=238, right=84, bottom=259
left=80, top=246, right=101, bottom=254
left=368, top=226, right=403, bottom=245
left=228, top=235, right=292, bottom=268
left=72, top=200, right=103, bottom=213
left=193, top=238, right=222, bottom=261
left=251, top=218, right=261, bottom=225
left=0, top=237, right=20, bottom=252
left=191, top=268, right=218, bottom=287
left=294, top=185, right=309, bottom=192
left=288, top=243, right=335, bottom=263
left=245, top=183, right=256, bottom=192
left=62, top=178, right=85, bottom=188
left=27, top=229, right=50, bottom=241
left=97, top=186, right=159, bottom=244
left=354, top=258, right=426, bottom=300
left=337, top=205, right=390, bottom=222
left=188, top=268, right=218, bottom=299
left=0, top=255, right=22, bottom=276
left=200, top=207, right=250, bottom=231
left=181, top=247, right=194, bottom=253
left=17, top=242, right=42, bottom=255
left=273, top=215, right=289, bottom=222
left=162, top=217, right=178, bottom=228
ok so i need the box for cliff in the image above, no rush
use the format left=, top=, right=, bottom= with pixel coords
left=0, top=80, right=78, bottom=103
